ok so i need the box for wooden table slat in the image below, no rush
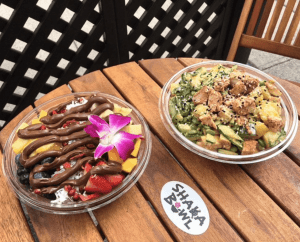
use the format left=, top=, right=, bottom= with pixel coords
left=69, top=69, right=244, bottom=241
left=69, top=71, right=174, bottom=242
left=103, top=60, right=300, bottom=241
left=0, top=106, right=35, bottom=242
left=285, top=120, right=300, bottom=165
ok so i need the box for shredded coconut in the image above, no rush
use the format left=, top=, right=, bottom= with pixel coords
left=50, top=188, right=71, bottom=204
left=66, top=97, right=88, bottom=110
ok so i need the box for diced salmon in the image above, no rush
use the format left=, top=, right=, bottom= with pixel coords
left=214, top=78, right=230, bottom=92
left=232, top=96, right=256, bottom=115
left=192, top=86, right=210, bottom=105
left=199, top=114, right=217, bottom=130
left=230, top=80, right=247, bottom=96
left=243, top=77, right=259, bottom=94
left=265, top=116, right=283, bottom=132
left=208, top=89, right=222, bottom=112
left=241, top=140, right=258, bottom=155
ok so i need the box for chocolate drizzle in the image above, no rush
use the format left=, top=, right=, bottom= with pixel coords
left=16, top=94, right=122, bottom=195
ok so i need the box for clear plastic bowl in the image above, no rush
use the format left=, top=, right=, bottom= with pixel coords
left=3, top=92, right=152, bottom=214
left=159, top=61, right=298, bottom=164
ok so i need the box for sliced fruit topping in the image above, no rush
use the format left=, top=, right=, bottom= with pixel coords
left=64, top=185, right=72, bottom=192
left=63, top=162, right=72, bottom=169
left=122, top=158, right=137, bottom=173
left=83, top=163, right=92, bottom=174
left=96, top=161, right=106, bottom=166
left=108, top=147, right=123, bottom=163
left=79, top=193, right=100, bottom=202
left=104, top=174, right=125, bottom=188
left=85, top=175, right=112, bottom=194
left=131, top=138, right=141, bottom=157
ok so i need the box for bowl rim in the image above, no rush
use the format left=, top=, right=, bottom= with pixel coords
left=159, top=60, right=298, bottom=164
left=3, top=91, right=152, bottom=214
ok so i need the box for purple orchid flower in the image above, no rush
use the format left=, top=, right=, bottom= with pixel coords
left=84, top=114, right=141, bottom=160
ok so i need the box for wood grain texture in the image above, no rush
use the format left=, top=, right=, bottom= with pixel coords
left=34, top=84, right=71, bottom=107
left=246, top=0, right=264, bottom=36
left=69, top=71, right=122, bottom=99
left=242, top=152, right=300, bottom=225
left=0, top=106, right=34, bottom=242
left=94, top=186, right=173, bottom=242
left=26, top=206, right=103, bottom=242
left=0, top=106, right=34, bottom=149
left=24, top=85, right=102, bottom=242
left=104, top=60, right=300, bottom=241
left=284, top=0, right=300, bottom=45
left=68, top=70, right=173, bottom=242
left=285, top=121, right=300, bottom=166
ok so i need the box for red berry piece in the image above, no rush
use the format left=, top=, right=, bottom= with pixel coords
left=70, top=153, right=84, bottom=160
left=34, top=189, right=41, bottom=195
left=104, top=174, right=125, bottom=188
left=40, top=125, right=46, bottom=130
left=68, top=189, right=76, bottom=196
left=64, top=185, right=72, bottom=192
left=63, top=142, right=68, bottom=147
left=63, top=162, right=72, bottom=169
left=96, top=161, right=106, bottom=166
left=79, top=193, right=100, bottom=202
left=73, top=193, right=80, bottom=201
left=60, top=109, right=66, bottom=114
left=52, top=110, right=58, bottom=115
left=85, top=175, right=112, bottom=194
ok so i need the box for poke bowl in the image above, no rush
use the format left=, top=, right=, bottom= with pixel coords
left=2, top=92, right=152, bottom=214
left=159, top=61, right=298, bottom=164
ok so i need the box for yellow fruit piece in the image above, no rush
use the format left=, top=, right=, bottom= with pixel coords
left=131, top=139, right=141, bottom=157
left=100, top=109, right=114, bottom=119
left=39, top=110, right=48, bottom=118
left=122, top=124, right=142, bottom=135
left=113, top=104, right=132, bottom=116
left=36, top=143, right=57, bottom=153
left=122, top=158, right=137, bottom=173
left=170, top=83, right=180, bottom=92
left=30, top=151, right=37, bottom=157
left=16, top=123, right=29, bottom=132
left=32, top=118, right=41, bottom=124
left=12, top=138, right=30, bottom=154
left=108, top=147, right=123, bottom=163
left=255, top=121, right=269, bottom=138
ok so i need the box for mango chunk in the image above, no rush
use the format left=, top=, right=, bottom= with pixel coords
left=39, top=110, right=48, bottom=119
left=108, top=147, right=123, bottom=163
left=32, top=118, right=41, bottom=124
left=122, top=158, right=137, bottom=173
left=122, top=124, right=142, bottom=135
left=36, top=143, right=59, bottom=153
left=114, top=104, right=132, bottom=116
left=131, top=139, right=141, bottom=157
left=100, top=109, right=114, bottom=119
left=12, top=138, right=30, bottom=154
left=255, top=121, right=269, bottom=138
left=17, top=123, right=29, bottom=132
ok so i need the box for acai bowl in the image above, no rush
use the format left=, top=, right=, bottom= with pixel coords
left=3, top=92, right=152, bottom=214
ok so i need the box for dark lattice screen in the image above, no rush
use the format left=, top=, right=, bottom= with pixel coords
left=0, top=0, right=243, bottom=130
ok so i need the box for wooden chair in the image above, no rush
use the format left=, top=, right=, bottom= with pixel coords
left=227, top=0, right=300, bottom=61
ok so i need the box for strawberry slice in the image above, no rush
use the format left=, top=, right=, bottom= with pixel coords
left=63, top=162, right=71, bottom=169
left=83, top=163, right=92, bottom=175
left=96, top=161, right=106, bottom=166
left=104, top=174, right=125, bottom=188
left=85, top=175, right=112, bottom=194
left=79, top=193, right=100, bottom=202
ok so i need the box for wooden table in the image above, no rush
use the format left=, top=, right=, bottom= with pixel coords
left=1, top=58, right=300, bottom=242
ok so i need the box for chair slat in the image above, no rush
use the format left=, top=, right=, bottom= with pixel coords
left=256, top=0, right=275, bottom=37
left=295, top=30, right=300, bottom=46
left=284, top=2, right=300, bottom=44
left=240, top=34, right=300, bottom=59
left=264, top=0, right=285, bottom=40
left=246, top=0, right=264, bottom=36
left=274, top=0, right=297, bottom=42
